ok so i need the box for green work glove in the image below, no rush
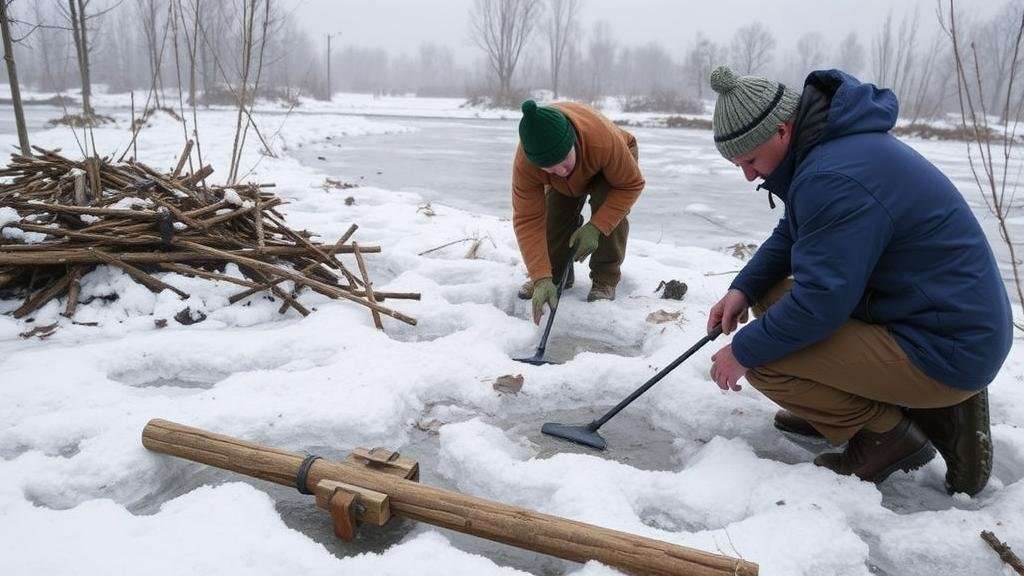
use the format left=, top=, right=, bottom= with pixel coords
left=569, top=222, right=601, bottom=262
left=531, top=277, right=558, bottom=325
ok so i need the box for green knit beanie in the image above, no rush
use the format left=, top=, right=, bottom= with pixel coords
left=518, top=100, right=576, bottom=168
left=710, top=66, right=800, bottom=159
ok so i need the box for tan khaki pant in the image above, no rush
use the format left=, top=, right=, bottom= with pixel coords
left=545, top=143, right=637, bottom=288
left=745, top=280, right=975, bottom=444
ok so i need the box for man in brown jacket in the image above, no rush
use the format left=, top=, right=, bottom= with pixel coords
left=513, top=100, right=645, bottom=323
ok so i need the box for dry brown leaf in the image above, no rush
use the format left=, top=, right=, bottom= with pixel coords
left=645, top=310, right=680, bottom=324
left=18, top=322, right=58, bottom=339
left=493, top=374, right=525, bottom=394
left=415, top=418, right=445, bottom=433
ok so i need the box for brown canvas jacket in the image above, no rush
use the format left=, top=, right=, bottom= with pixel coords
left=512, top=102, right=644, bottom=280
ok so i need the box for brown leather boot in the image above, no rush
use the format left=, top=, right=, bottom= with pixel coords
left=814, top=417, right=936, bottom=483
left=905, top=389, right=992, bottom=496
left=586, top=283, right=616, bottom=302
left=773, top=410, right=825, bottom=439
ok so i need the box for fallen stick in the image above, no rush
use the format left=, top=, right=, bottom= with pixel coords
left=175, top=240, right=415, bottom=326
left=981, top=530, right=1024, bottom=575
left=172, top=140, right=194, bottom=178
left=63, top=265, right=83, bottom=317
left=242, top=224, right=364, bottom=307
left=91, top=249, right=189, bottom=299
left=353, top=242, right=383, bottom=330
left=0, top=246, right=374, bottom=266
left=14, top=273, right=70, bottom=318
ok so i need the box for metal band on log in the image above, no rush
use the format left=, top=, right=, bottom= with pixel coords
left=142, top=418, right=758, bottom=576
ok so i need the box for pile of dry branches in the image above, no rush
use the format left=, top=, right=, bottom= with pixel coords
left=0, top=145, right=417, bottom=329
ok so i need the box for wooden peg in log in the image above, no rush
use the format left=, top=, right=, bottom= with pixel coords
left=315, top=480, right=391, bottom=526
left=327, top=488, right=358, bottom=541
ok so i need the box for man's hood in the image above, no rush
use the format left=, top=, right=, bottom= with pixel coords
left=809, top=68, right=898, bottom=143
left=760, top=69, right=898, bottom=204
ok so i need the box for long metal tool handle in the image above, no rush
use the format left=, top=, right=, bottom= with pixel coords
left=533, top=246, right=577, bottom=355
left=588, top=324, right=724, bottom=431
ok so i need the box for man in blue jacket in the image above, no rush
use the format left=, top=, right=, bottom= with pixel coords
left=705, top=65, right=1012, bottom=496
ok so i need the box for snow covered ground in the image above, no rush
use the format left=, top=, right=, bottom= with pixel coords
left=1, top=92, right=1023, bottom=576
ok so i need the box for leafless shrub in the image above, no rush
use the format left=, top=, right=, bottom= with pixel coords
left=939, top=0, right=1024, bottom=325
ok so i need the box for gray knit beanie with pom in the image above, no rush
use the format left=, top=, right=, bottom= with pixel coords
left=710, top=66, right=801, bottom=159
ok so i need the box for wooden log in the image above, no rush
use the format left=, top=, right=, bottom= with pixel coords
left=86, top=157, right=101, bottom=199
left=172, top=140, right=194, bottom=178
left=141, top=419, right=758, bottom=576
left=7, top=222, right=161, bottom=245
left=239, top=265, right=310, bottom=317
left=6, top=202, right=158, bottom=219
left=180, top=164, right=214, bottom=187
left=91, top=250, right=189, bottom=299
left=0, top=246, right=372, bottom=266
left=63, top=265, right=83, bottom=317
left=253, top=186, right=265, bottom=253
left=216, top=224, right=364, bottom=305
left=353, top=242, right=383, bottom=330
left=343, top=290, right=420, bottom=302
left=157, top=263, right=263, bottom=289
left=151, top=195, right=207, bottom=231
left=0, top=266, right=20, bottom=288
left=192, top=197, right=283, bottom=228
left=264, top=212, right=344, bottom=272
left=182, top=200, right=228, bottom=219
left=173, top=241, right=415, bottom=326
left=73, top=169, right=88, bottom=206
left=14, top=273, right=70, bottom=318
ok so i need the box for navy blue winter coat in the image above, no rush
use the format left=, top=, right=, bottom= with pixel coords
left=730, top=69, right=1012, bottom=391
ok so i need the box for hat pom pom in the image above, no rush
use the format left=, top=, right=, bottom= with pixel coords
left=710, top=66, right=739, bottom=94
left=521, top=99, right=538, bottom=115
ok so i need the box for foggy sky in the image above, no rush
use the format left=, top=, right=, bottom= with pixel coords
left=290, top=0, right=1006, bottom=65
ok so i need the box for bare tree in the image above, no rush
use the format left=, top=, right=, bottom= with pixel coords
left=872, top=10, right=920, bottom=98
left=835, top=31, right=866, bottom=75
left=65, top=0, right=93, bottom=115
left=545, top=0, right=579, bottom=99
left=468, top=0, right=542, bottom=105
left=685, top=34, right=724, bottom=101
left=227, top=0, right=258, bottom=183
left=31, top=2, right=71, bottom=93
left=730, top=22, right=776, bottom=75
left=976, top=1, right=1024, bottom=119
left=795, top=32, right=829, bottom=75
left=137, top=0, right=168, bottom=108
left=1, top=0, right=30, bottom=155
left=939, top=0, right=1024, bottom=326
left=871, top=7, right=947, bottom=122
left=619, top=42, right=676, bottom=96
left=583, top=20, right=616, bottom=103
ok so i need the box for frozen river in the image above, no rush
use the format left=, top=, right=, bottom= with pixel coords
left=285, top=113, right=1024, bottom=294
left=288, top=115, right=771, bottom=252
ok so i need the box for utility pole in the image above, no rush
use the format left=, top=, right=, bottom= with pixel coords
left=325, top=32, right=339, bottom=100
left=0, top=0, right=30, bottom=155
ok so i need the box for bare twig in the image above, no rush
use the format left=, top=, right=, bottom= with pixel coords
left=418, top=237, right=474, bottom=256
left=981, top=530, right=1024, bottom=575
left=353, top=242, right=383, bottom=330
